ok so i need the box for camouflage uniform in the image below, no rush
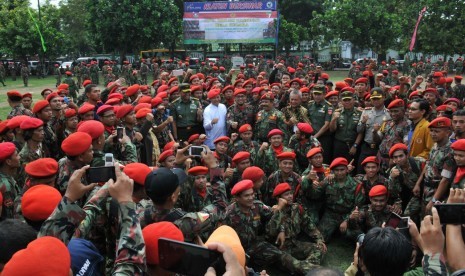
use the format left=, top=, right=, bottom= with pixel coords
left=266, top=204, right=324, bottom=266
left=376, top=117, right=410, bottom=173
left=223, top=201, right=312, bottom=275
left=90, top=64, right=99, bottom=84
left=288, top=134, right=321, bottom=172
left=422, top=141, right=456, bottom=214
left=226, top=103, right=255, bottom=135
left=18, top=143, right=45, bottom=188
left=81, top=65, right=90, bottom=80
left=264, top=170, right=302, bottom=206
left=256, top=147, right=293, bottom=176
left=20, top=66, right=29, bottom=87
left=301, top=165, right=331, bottom=224
left=140, top=63, right=149, bottom=85
left=0, top=63, right=6, bottom=86
left=7, top=104, right=33, bottom=119
left=332, top=107, right=362, bottom=160
left=228, top=140, right=260, bottom=165
left=73, top=65, right=82, bottom=88
left=176, top=178, right=228, bottom=213
left=307, top=100, right=333, bottom=163
left=452, top=83, right=465, bottom=101
left=57, top=157, right=87, bottom=196
left=55, top=66, right=62, bottom=86
left=311, top=176, right=364, bottom=241
left=346, top=204, right=392, bottom=240
left=254, top=108, right=288, bottom=143
left=63, top=75, right=78, bottom=101
left=44, top=121, right=60, bottom=160
left=387, top=157, right=424, bottom=222
left=281, top=105, right=311, bottom=133
left=0, top=172, right=20, bottom=219
left=353, top=174, right=388, bottom=205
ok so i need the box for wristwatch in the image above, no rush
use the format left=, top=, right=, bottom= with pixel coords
left=352, top=143, right=358, bottom=148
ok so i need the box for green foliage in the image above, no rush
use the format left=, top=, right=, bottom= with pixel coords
left=277, top=15, right=306, bottom=54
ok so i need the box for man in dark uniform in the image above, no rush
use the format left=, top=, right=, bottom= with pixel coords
left=171, top=83, right=203, bottom=141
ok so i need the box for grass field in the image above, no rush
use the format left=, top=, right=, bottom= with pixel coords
left=0, top=71, right=356, bottom=273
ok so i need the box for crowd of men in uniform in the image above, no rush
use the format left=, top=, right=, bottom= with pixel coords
left=1, top=55, right=465, bottom=275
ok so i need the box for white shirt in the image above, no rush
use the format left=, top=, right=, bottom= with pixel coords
left=203, top=103, right=227, bottom=149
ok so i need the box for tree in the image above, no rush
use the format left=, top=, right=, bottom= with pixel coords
left=276, top=15, right=306, bottom=55
left=86, top=0, right=182, bottom=60
left=311, top=0, right=409, bottom=59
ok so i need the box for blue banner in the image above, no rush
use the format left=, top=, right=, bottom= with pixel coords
left=184, top=1, right=277, bottom=13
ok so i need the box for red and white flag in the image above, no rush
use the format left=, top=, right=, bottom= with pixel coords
left=409, top=7, right=427, bottom=51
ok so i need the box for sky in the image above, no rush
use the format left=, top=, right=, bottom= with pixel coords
left=30, top=0, right=60, bottom=9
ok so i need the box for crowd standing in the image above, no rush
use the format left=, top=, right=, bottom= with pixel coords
left=1, top=55, right=465, bottom=275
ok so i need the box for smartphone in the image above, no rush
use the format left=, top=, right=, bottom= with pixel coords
left=63, top=96, right=70, bottom=105
left=116, top=126, right=124, bottom=140
left=104, top=153, right=114, bottom=167
left=86, top=166, right=116, bottom=184
left=435, top=204, right=465, bottom=224
left=158, top=238, right=226, bottom=276
left=172, top=69, right=184, bottom=76
left=189, top=146, right=205, bottom=157
left=386, top=212, right=403, bottom=228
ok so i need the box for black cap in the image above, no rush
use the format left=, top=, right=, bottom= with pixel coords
left=145, top=167, right=180, bottom=202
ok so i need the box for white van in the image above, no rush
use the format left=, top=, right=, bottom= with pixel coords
left=231, top=56, right=245, bottom=69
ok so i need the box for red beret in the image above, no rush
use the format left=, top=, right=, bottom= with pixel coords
left=455, top=76, right=463, bottom=81
left=78, top=103, right=95, bottom=115
left=188, top=134, right=200, bottom=143
left=252, top=87, right=262, bottom=95
left=157, top=85, right=169, bottom=94
left=222, top=85, right=234, bottom=94
left=214, top=136, right=230, bottom=144
left=289, top=78, right=303, bottom=86
left=361, top=156, right=379, bottom=166
left=124, top=163, right=151, bottom=186
left=287, top=67, right=296, bottom=74
left=452, top=139, right=465, bottom=152
left=0, top=120, right=9, bottom=135
left=157, top=91, right=168, bottom=99
left=329, top=157, right=348, bottom=169
left=104, top=98, right=120, bottom=106
left=277, top=151, right=296, bottom=161
left=242, top=80, right=253, bottom=87
left=190, top=85, right=203, bottom=93
left=140, top=85, right=149, bottom=92
left=77, top=120, right=105, bottom=140
left=61, top=132, right=92, bottom=156
left=446, top=77, right=454, bottom=83
left=136, top=108, right=152, bottom=119
left=392, top=70, right=399, bottom=75
left=354, top=78, right=368, bottom=84
left=325, top=91, right=339, bottom=99
left=335, top=81, right=348, bottom=90
left=231, top=179, right=254, bottom=195
left=188, top=166, right=209, bottom=176
left=340, top=87, right=355, bottom=93
left=22, top=185, right=61, bottom=221
left=233, top=79, right=243, bottom=87
left=20, top=117, right=43, bottom=130
left=369, top=185, right=388, bottom=197
left=300, top=87, right=310, bottom=93
left=436, top=105, right=456, bottom=113
left=232, top=151, right=250, bottom=164
left=57, top=83, right=69, bottom=90
left=189, top=75, right=199, bottom=83
left=270, top=83, right=281, bottom=88
left=387, top=99, right=405, bottom=109
left=126, top=84, right=140, bottom=96
left=260, top=92, right=274, bottom=101
left=242, top=166, right=264, bottom=182
left=64, top=108, right=77, bottom=118
left=297, top=122, right=313, bottom=134
left=139, top=95, right=152, bottom=104
left=82, top=80, right=92, bottom=87
left=321, top=73, right=330, bottom=79
left=22, top=92, right=32, bottom=98
left=163, top=141, right=175, bottom=151
left=428, top=117, right=451, bottom=128
left=0, top=142, right=16, bottom=162
left=142, top=222, right=184, bottom=265
left=116, top=105, right=134, bottom=119
left=238, top=124, right=252, bottom=133
left=25, top=158, right=58, bottom=178
left=272, top=183, right=291, bottom=197
left=134, top=103, right=151, bottom=113
left=389, top=143, right=408, bottom=158
left=423, top=88, right=438, bottom=96
left=267, top=128, right=284, bottom=138
left=220, top=66, right=225, bottom=71
left=444, top=98, right=461, bottom=106
left=167, top=77, right=178, bottom=86
left=32, top=100, right=50, bottom=114
left=7, top=90, right=22, bottom=98
left=169, top=86, right=179, bottom=95
left=151, top=97, right=163, bottom=108
left=46, top=92, right=60, bottom=102
left=306, top=147, right=322, bottom=158
left=233, top=88, right=246, bottom=96
left=96, top=104, right=114, bottom=116
left=408, top=91, right=421, bottom=99
left=158, top=149, right=174, bottom=163
left=207, top=89, right=221, bottom=99
left=1, top=236, right=70, bottom=276
left=6, top=115, right=29, bottom=129
left=433, top=72, right=443, bottom=78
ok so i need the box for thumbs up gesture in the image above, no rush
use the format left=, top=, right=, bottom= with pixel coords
left=350, top=206, right=360, bottom=220
left=224, top=163, right=234, bottom=178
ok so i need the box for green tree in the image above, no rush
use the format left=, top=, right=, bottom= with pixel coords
left=276, top=15, right=306, bottom=55
left=87, top=0, right=182, bottom=60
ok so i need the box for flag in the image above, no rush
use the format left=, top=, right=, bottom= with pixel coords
left=28, top=8, right=47, bottom=52
left=409, top=7, right=427, bottom=51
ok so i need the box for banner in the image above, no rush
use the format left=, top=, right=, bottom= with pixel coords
left=183, top=1, right=277, bottom=45
left=409, top=7, right=427, bottom=51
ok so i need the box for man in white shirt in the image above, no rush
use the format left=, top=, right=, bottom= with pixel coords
left=203, top=88, right=227, bottom=149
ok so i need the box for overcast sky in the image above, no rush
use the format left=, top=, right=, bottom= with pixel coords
left=30, top=0, right=60, bottom=9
